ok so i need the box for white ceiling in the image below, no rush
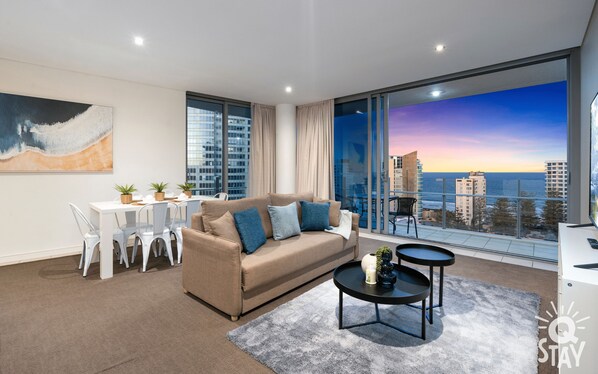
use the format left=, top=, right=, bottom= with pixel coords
left=0, top=0, right=594, bottom=105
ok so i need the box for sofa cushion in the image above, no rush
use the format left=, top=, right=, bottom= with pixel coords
left=300, top=201, right=330, bottom=231
left=269, top=192, right=314, bottom=223
left=202, top=195, right=273, bottom=238
left=267, top=203, right=301, bottom=240
left=241, top=231, right=353, bottom=292
left=234, top=208, right=267, bottom=254
left=314, top=197, right=341, bottom=227
left=209, top=211, right=242, bottom=247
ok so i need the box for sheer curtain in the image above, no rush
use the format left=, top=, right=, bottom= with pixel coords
left=248, top=103, right=276, bottom=197
left=296, top=99, right=334, bottom=199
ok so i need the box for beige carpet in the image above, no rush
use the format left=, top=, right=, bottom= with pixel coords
left=0, top=238, right=557, bottom=373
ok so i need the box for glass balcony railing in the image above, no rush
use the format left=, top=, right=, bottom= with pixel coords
left=388, top=183, right=566, bottom=243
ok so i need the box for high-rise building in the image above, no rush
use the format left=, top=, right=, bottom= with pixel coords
left=389, top=151, right=423, bottom=220
left=545, top=160, right=567, bottom=197
left=455, top=171, right=486, bottom=225
left=186, top=107, right=251, bottom=200
left=545, top=160, right=568, bottom=221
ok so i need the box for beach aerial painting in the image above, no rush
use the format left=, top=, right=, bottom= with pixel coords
left=0, top=92, right=112, bottom=172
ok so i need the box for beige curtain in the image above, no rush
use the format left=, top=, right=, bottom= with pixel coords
left=248, top=103, right=276, bottom=197
left=296, top=99, right=334, bottom=199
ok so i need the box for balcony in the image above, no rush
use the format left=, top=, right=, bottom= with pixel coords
left=389, top=220, right=557, bottom=261
left=354, top=186, right=565, bottom=263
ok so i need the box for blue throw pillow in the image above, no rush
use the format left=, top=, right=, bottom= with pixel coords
left=300, top=201, right=331, bottom=231
left=268, top=202, right=301, bottom=240
left=233, top=208, right=267, bottom=254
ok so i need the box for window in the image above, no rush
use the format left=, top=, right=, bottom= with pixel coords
left=186, top=94, right=251, bottom=200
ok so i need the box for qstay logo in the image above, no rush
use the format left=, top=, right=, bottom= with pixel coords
left=536, top=301, right=589, bottom=369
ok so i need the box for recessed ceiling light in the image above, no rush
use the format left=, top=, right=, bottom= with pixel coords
left=285, top=86, right=292, bottom=93
left=431, top=90, right=442, bottom=97
left=435, top=44, right=445, bottom=52
left=134, top=36, right=144, bottom=46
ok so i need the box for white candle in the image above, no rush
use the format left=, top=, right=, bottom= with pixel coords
left=365, top=264, right=377, bottom=285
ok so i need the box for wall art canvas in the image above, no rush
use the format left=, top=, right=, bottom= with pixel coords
left=0, top=92, right=113, bottom=172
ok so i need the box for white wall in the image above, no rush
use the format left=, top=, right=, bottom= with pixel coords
left=580, top=6, right=598, bottom=223
left=0, top=59, right=186, bottom=265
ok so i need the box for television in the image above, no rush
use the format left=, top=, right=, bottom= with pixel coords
left=590, top=92, right=598, bottom=227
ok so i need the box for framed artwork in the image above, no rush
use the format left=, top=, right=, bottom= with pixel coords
left=0, top=92, right=113, bottom=172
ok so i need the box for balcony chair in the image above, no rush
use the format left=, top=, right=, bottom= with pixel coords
left=388, top=197, right=418, bottom=238
left=68, top=203, right=127, bottom=277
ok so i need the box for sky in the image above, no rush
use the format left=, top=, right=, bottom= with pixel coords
left=388, top=81, right=567, bottom=172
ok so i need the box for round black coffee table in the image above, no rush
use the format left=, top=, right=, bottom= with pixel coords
left=333, top=261, right=430, bottom=340
left=395, top=243, right=455, bottom=325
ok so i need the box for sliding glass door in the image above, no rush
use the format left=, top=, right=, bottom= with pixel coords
left=335, top=57, right=570, bottom=262
left=334, top=95, right=390, bottom=233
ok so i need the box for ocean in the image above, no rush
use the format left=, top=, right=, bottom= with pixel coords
left=420, top=172, right=547, bottom=210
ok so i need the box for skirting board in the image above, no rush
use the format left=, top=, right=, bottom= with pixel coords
left=0, top=237, right=139, bottom=267
left=0, top=245, right=82, bottom=267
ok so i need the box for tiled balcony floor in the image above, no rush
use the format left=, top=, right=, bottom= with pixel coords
left=371, top=220, right=558, bottom=262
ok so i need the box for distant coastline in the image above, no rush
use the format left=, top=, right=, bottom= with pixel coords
left=420, top=171, right=547, bottom=208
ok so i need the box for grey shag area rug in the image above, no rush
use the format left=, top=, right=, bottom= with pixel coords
left=228, top=273, right=540, bottom=374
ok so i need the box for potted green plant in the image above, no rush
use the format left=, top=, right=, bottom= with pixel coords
left=177, top=182, right=195, bottom=198
left=114, top=184, right=137, bottom=204
left=150, top=182, right=168, bottom=201
left=375, top=246, right=392, bottom=272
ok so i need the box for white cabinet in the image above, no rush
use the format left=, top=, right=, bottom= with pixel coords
left=557, top=223, right=598, bottom=373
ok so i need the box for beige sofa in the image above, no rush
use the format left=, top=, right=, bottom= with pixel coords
left=181, top=192, right=359, bottom=321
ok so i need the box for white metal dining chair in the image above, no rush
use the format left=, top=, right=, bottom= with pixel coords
left=171, top=199, right=201, bottom=263
left=69, top=203, right=126, bottom=277
left=214, top=192, right=229, bottom=200
left=113, top=211, right=137, bottom=268
left=132, top=202, right=177, bottom=272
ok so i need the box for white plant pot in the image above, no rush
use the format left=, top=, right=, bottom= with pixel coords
left=360, top=253, right=377, bottom=273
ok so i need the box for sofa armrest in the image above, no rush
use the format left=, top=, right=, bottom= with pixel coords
left=182, top=228, right=243, bottom=318
left=351, top=213, right=360, bottom=235
left=351, top=213, right=360, bottom=259
left=191, top=213, right=205, bottom=231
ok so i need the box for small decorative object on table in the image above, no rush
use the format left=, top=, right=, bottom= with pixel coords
left=376, top=246, right=397, bottom=288
left=365, top=263, right=377, bottom=285
left=114, top=183, right=137, bottom=204
left=150, top=182, right=168, bottom=201
left=360, top=253, right=377, bottom=273
left=177, top=182, right=195, bottom=198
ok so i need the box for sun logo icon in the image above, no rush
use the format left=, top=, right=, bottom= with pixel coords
left=536, top=301, right=589, bottom=369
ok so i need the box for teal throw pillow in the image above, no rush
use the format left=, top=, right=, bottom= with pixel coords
left=267, top=202, right=301, bottom=240
left=233, top=208, right=266, bottom=254
left=299, top=201, right=331, bottom=231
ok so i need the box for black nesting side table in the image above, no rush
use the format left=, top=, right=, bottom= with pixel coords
left=333, top=261, right=430, bottom=340
left=395, top=243, right=455, bottom=324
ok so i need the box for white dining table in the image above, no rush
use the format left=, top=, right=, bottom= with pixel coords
left=89, top=196, right=218, bottom=279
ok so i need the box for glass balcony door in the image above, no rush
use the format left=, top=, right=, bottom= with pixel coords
left=334, top=95, right=390, bottom=234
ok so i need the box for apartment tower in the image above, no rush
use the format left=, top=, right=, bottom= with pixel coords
left=455, top=171, right=487, bottom=225
left=389, top=151, right=423, bottom=220
left=545, top=160, right=567, bottom=198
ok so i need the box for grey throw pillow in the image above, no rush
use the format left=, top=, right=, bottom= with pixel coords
left=267, top=202, right=301, bottom=240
